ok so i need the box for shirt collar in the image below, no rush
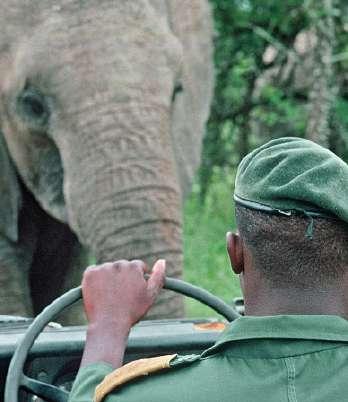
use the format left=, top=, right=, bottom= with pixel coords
left=202, top=315, right=348, bottom=357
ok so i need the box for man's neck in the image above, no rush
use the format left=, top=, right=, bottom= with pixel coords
left=244, top=286, right=348, bottom=319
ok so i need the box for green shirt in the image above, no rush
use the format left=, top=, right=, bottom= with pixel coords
left=69, top=315, right=348, bottom=402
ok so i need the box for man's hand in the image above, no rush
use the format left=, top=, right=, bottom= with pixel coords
left=82, top=259, right=166, bottom=328
left=80, top=259, right=166, bottom=368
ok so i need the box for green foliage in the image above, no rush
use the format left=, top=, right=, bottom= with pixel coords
left=200, top=0, right=309, bottom=199
left=253, top=85, right=307, bottom=139
left=183, top=170, right=241, bottom=318
left=200, top=0, right=348, bottom=200
left=336, top=98, right=348, bottom=129
left=332, top=97, right=348, bottom=161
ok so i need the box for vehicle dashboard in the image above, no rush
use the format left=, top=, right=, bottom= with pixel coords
left=0, top=318, right=225, bottom=402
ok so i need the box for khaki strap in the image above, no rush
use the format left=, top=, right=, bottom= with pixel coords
left=94, top=354, right=177, bottom=402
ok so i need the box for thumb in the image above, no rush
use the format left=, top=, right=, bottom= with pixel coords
left=147, top=259, right=166, bottom=300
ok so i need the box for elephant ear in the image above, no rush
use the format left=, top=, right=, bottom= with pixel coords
left=0, top=131, right=21, bottom=242
left=165, top=0, right=215, bottom=196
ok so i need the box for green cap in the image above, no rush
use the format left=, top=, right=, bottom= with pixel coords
left=234, top=137, right=348, bottom=227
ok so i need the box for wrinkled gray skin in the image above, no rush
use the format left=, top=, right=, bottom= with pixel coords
left=0, top=0, right=214, bottom=322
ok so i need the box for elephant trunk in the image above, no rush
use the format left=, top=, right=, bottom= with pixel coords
left=64, top=103, right=184, bottom=318
left=90, top=188, right=183, bottom=319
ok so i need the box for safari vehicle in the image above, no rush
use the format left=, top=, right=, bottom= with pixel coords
left=0, top=278, right=241, bottom=402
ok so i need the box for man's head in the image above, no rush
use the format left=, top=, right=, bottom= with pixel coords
left=228, top=137, right=348, bottom=316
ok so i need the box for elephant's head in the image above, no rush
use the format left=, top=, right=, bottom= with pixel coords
left=0, top=1, right=213, bottom=317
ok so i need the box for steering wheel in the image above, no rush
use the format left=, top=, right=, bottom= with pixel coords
left=5, top=277, right=240, bottom=402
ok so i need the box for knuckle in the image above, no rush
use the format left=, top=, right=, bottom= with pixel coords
left=101, top=261, right=115, bottom=269
left=83, top=265, right=97, bottom=277
left=130, top=260, right=146, bottom=270
left=112, top=259, right=131, bottom=270
left=89, top=262, right=113, bottom=272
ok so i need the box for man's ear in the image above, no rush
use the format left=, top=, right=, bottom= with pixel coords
left=226, top=232, right=244, bottom=275
left=0, top=130, right=21, bottom=242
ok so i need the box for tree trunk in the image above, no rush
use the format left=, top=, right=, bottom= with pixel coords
left=305, top=0, right=336, bottom=147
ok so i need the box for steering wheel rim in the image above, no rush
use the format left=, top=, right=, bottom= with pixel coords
left=5, top=277, right=240, bottom=402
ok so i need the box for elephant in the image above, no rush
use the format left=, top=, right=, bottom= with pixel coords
left=0, top=0, right=214, bottom=322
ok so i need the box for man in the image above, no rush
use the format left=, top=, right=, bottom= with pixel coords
left=69, top=137, right=348, bottom=402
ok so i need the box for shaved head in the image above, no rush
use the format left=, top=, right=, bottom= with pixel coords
left=235, top=206, right=348, bottom=290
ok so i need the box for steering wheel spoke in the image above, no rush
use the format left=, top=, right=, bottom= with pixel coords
left=21, top=374, right=69, bottom=402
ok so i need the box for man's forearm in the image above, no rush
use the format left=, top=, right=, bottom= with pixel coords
left=80, top=321, right=131, bottom=369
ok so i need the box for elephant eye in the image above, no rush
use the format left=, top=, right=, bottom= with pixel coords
left=17, top=87, right=50, bottom=128
left=172, top=83, right=183, bottom=102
